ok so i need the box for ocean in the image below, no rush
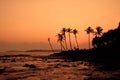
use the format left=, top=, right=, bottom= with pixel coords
left=0, top=51, right=53, bottom=56
left=0, top=52, right=120, bottom=80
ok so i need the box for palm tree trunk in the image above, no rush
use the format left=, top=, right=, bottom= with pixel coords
left=48, top=39, right=54, bottom=52
left=69, top=33, right=72, bottom=50
left=60, top=42, right=62, bottom=51
left=60, top=42, right=65, bottom=51
left=64, top=35, right=68, bottom=50
left=75, top=35, right=79, bottom=49
left=88, top=34, right=90, bottom=49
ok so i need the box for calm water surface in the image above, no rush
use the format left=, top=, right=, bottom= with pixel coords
left=0, top=52, right=52, bottom=56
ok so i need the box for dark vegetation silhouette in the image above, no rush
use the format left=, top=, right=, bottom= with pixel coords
left=57, top=33, right=65, bottom=51
left=55, top=28, right=80, bottom=51
left=48, top=38, right=54, bottom=52
left=85, top=26, right=94, bottom=49
left=67, top=28, right=73, bottom=50
left=50, top=22, right=120, bottom=69
left=73, top=29, right=79, bottom=49
left=61, top=28, right=68, bottom=50
left=92, top=26, right=103, bottom=48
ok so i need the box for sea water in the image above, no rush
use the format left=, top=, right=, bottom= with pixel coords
left=0, top=52, right=120, bottom=80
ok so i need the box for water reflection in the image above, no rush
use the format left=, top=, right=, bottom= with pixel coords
left=0, top=52, right=120, bottom=80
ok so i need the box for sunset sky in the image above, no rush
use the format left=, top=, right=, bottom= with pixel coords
left=0, top=0, right=120, bottom=51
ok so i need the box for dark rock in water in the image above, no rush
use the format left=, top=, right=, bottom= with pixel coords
left=11, top=59, right=16, bottom=62
left=23, top=64, right=36, bottom=68
left=72, top=64, right=77, bottom=67
left=86, top=73, right=92, bottom=76
left=0, top=67, right=7, bottom=74
left=62, top=64, right=70, bottom=67
left=84, top=77, right=97, bottom=80
left=23, top=64, right=29, bottom=67
left=29, top=64, right=36, bottom=68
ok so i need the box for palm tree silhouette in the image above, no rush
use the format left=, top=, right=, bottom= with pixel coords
left=95, top=26, right=103, bottom=37
left=61, top=28, right=68, bottom=50
left=85, top=26, right=94, bottom=49
left=57, top=33, right=65, bottom=51
left=48, top=38, right=54, bottom=52
left=73, top=29, right=79, bottom=49
left=67, top=28, right=73, bottom=50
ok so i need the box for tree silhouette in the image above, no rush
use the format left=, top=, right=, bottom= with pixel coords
left=57, top=33, right=65, bottom=51
left=92, top=22, right=120, bottom=48
left=85, top=26, right=94, bottom=49
left=95, top=26, right=103, bottom=37
left=61, top=28, right=68, bottom=50
left=92, top=26, right=103, bottom=48
left=73, top=29, right=79, bottom=49
left=48, top=38, right=54, bottom=52
left=67, top=28, right=73, bottom=50
left=92, top=37, right=101, bottom=48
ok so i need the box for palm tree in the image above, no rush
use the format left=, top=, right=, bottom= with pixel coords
left=85, top=26, right=94, bottom=49
left=57, top=33, right=65, bottom=51
left=61, top=28, right=68, bottom=50
left=67, top=28, right=73, bottom=50
left=73, top=29, right=79, bottom=49
left=95, top=26, right=103, bottom=37
left=48, top=38, right=54, bottom=52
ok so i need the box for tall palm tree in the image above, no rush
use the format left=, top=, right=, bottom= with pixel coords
left=73, top=29, right=79, bottom=49
left=48, top=38, right=54, bottom=52
left=95, top=26, right=103, bottom=37
left=61, top=28, right=68, bottom=50
left=57, top=33, right=65, bottom=51
left=67, top=28, right=73, bottom=50
left=85, top=26, right=94, bottom=49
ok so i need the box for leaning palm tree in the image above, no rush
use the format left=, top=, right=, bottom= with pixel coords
left=61, top=28, right=68, bottom=50
left=95, top=26, right=103, bottom=37
left=57, top=33, right=65, bottom=51
left=73, top=29, right=79, bottom=49
left=67, top=28, right=73, bottom=50
left=85, top=26, right=94, bottom=49
left=48, top=38, right=54, bottom=52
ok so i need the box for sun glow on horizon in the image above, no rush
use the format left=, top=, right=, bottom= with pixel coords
left=0, top=0, right=120, bottom=51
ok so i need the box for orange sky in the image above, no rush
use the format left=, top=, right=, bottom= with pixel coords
left=0, top=0, right=120, bottom=51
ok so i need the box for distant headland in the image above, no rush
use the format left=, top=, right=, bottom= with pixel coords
left=6, top=49, right=60, bottom=52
